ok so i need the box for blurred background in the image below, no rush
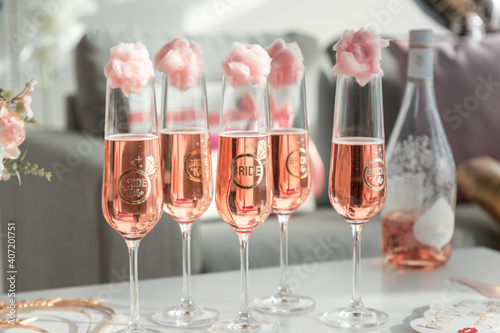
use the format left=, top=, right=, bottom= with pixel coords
left=1, top=0, right=447, bottom=130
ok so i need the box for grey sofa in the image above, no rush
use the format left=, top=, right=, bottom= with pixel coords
left=1, top=26, right=500, bottom=292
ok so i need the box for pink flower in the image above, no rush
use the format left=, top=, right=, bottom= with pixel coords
left=104, top=42, right=154, bottom=97
left=266, top=39, right=305, bottom=89
left=333, top=29, right=389, bottom=87
left=0, top=104, right=26, bottom=159
left=19, top=81, right=36, bottom=119
left=221, top=42, right=271, bottom=89
left=155, top=37, right=204, bottom=91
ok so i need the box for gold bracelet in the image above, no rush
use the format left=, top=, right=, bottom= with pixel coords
left=0, top=298, right=115, bottom=332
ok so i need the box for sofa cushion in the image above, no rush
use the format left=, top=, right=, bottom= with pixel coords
left=458, top=156, right=500, bottom=224
left=391, top=33, right=500, bottom=185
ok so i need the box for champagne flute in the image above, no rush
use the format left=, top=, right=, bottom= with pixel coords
left=102, top=76, right=164, bottom=333
left=321, top=74, right=389, bottom=329
left=211, top=75, right=278, bottom=333
left=252, top=76, right=314, bottom=314
left=152, top=73, right=219, bottom=327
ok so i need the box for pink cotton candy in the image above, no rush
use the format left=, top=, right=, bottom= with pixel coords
left=104, top=42, right=154, bottom=97
left=155, top=37, right=204, bottom=91
left=333, top=29, right=389, bottom=87
left=221, top=42, right=271, bottom=89
left=266, top=39, right=304, bottom=89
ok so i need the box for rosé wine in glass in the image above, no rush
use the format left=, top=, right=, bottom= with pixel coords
left=103, top=134, right=163, bottom=239
left=329, top=137, right=386, bottom=222
left=271, top=129, right=311, bottom=213
left=216, top=132, right=273, bottom=233
left=160, top=129, right=212, bottom=223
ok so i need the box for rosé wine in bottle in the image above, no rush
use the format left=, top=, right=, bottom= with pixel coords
left=329, top=137, right=386, bottom=222
left=160, top=129, right=213, bottom=223
left=216, top=131, right=273, bottom=232
left=102, top=134, right=163, bottom=239
left=271, top=129, right=311, bottom=213
left=382, top=30, right=456, bottom=270
left=382, top=209, right=452, bottom=269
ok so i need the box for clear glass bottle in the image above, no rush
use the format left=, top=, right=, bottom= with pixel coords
left=382, top=30, right=457, bottom=270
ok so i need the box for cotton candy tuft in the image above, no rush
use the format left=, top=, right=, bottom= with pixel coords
left=104, top=42, right=154, bottom=96
left=333, top=29, right=389, bottom=87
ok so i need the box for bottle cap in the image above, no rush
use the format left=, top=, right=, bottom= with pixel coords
left=409, top=30, right=434, bottom=47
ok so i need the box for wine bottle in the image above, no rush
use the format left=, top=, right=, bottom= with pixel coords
left=382, top=30, right=457, bottom=270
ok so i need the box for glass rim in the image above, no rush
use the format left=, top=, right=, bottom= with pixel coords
left=161, top=72, right=206, bottom=79
left=222, top=74, right=268, bottom=80
left=105, top=75, right=155, bottom=80
left=335, top=73, right=382, bottom=83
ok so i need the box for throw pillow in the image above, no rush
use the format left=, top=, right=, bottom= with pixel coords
left=457, top=156, right=500, bottom=224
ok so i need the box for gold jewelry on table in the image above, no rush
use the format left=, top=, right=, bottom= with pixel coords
left=0, top=298, right=115, bottom=332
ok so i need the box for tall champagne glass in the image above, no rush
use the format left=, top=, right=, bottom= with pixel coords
left=321, top=74, right=389, bottom=328
left=252, top=76, right=314, bottom=314
left=102, top=77, right=164, bottom=333
left=153, top=73, right=219, bottom=327
left=211, top=75, right=278, bottom=333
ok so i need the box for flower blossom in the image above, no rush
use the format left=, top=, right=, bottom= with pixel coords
left=0, top=101, right=26, bottom=159
left=19, top=81, right=36, bottom=119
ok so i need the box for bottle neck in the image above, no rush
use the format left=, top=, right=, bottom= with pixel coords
left=407, top=46, right=433, bottom=81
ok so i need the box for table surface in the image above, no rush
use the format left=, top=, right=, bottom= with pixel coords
left=3, top=247, right=500, bottom=332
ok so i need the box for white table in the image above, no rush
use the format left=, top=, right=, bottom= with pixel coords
left=3, top=247, right=500, bottom=332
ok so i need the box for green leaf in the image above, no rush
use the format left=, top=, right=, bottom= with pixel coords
left=20, top=150, right=28, bottom=162
left=16, top=171, right=21, bottom=186
left=1, top=90, right=12, bottom=101
left=15, top=101, right=25, bottom=114
left=25, top=118, right=41, bottom=127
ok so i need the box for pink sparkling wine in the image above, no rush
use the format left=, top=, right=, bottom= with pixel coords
left=329, top=137, right=386, bottom=222
left=216, top=132, right=273, bottom=232
left=160, top=129, right=213, bottom=223
left=382, top=210, right=451, bottom=270
left=102, top=134, right=163, bottom=240
left=271, top=129, right=311, bottom=213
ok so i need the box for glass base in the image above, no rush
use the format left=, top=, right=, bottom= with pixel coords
left=321, top=306, right=389, bottom=329
left=252, top=294, right=315, bottom=314
left=152, top=303, right=219, bottom=327
left=210, top=320, right=279, bottom=333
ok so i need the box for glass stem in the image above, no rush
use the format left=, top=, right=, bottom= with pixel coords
left=278, top=214, right=291, bottom=294
left=179, top=223, right=194, bottom=307
left=350, top=223, right=366, bottom=310
left=125, top=240, right=141, bottom=330
left=238, top=232, right=251, bottom=317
